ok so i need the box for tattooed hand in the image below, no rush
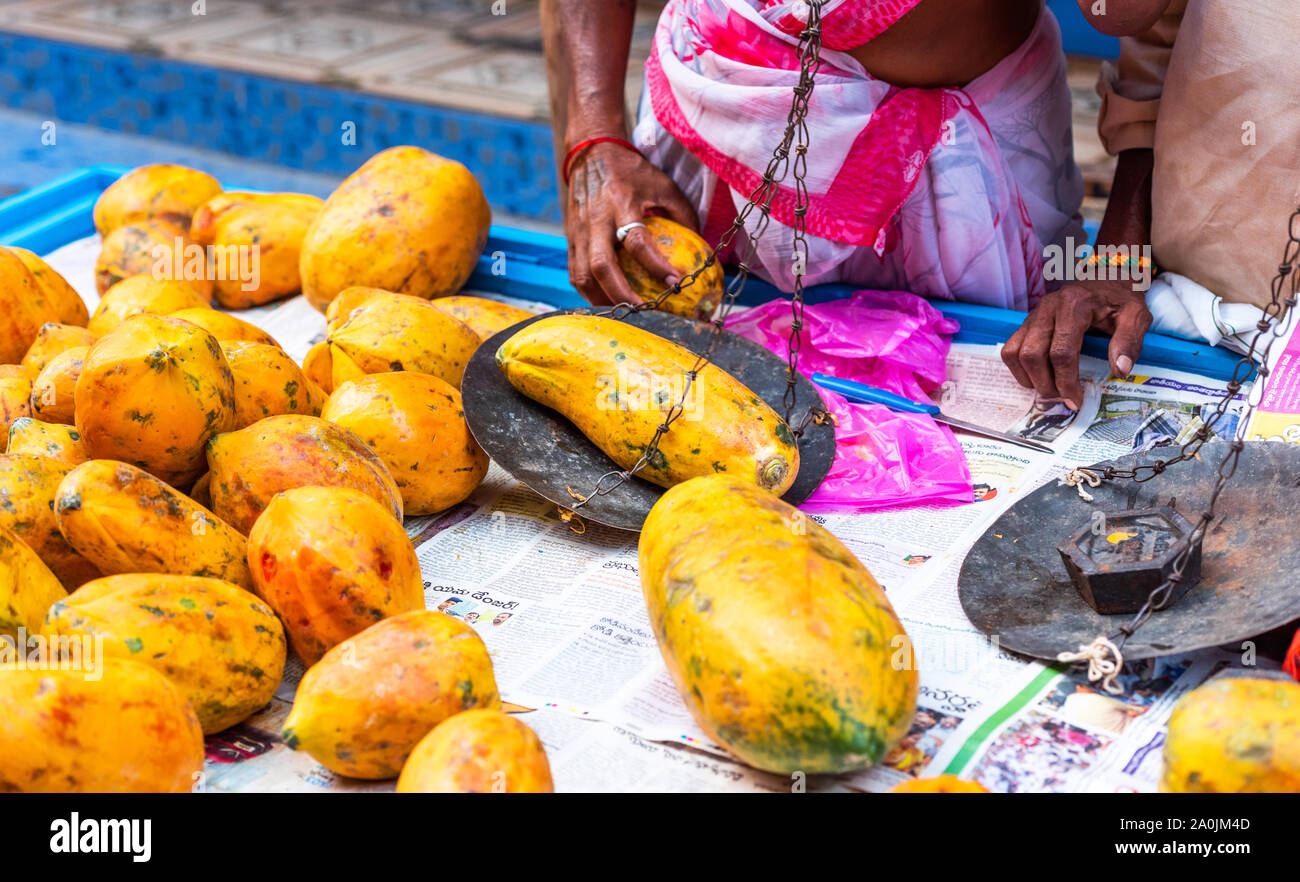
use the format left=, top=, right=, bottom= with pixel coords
left=565, top=141, right=698, bottom=306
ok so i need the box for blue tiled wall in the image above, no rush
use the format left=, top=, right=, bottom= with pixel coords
left=0, top=31, right=560, bottom=221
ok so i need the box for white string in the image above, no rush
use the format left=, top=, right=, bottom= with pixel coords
left=1062, top=467, right=1103, bottom=502
left=1057, top=636, right=1125, bottom=695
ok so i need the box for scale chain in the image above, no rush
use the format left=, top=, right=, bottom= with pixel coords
left=565, top=0, right=830, bottom=516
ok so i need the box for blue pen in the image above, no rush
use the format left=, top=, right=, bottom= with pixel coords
left=810, top=372, right=1054, bottom=454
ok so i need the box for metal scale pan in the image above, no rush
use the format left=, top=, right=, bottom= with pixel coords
left=958, top=440, right=1300, bottom=661
left=461, top=307, right=836, bottom=532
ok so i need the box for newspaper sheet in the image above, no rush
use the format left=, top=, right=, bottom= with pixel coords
left=40, top=235, right=1274, bottom=793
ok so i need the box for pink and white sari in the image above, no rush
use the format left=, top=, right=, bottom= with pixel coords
left=633, top=0, right=1085, bottom=310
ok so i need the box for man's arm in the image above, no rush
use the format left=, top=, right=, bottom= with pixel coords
left=540, top=0, right=696, bottom=306
left=1001, top=150, right=1155, bottom=408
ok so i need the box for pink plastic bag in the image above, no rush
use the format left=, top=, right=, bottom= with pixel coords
left=725, top=290, right=974, bottom=511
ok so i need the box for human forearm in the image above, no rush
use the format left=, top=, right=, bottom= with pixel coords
left=540, top=0, right=637, bottom=151
left=1096, top=148, right=1154, bottom=250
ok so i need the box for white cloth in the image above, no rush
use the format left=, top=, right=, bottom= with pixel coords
left=1145, top=271, right=1277, bottom=361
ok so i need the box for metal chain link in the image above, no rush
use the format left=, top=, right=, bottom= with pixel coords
left=565, top=0, right=830, bottom=515
left=1095, top=206, right=1300, bottom=650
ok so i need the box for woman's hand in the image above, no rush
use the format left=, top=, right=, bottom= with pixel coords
left=1001, top=279, right=1153, bottom=409
left=565, top=141, right=698, bottom=306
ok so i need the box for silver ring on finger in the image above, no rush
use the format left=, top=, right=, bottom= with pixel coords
left=615, top=221, right=647, bottom=244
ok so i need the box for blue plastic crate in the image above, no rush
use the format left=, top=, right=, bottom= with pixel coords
left=0, top=165, right=1241, bottom=383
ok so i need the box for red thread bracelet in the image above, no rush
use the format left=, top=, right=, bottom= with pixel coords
left=562, top=137, right=641, bottom=187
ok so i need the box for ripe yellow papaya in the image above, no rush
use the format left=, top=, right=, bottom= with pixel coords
left=205, top=414, right=402, bottom=534
left=639, top=475, right=918, bottom=774
left=75, top=314, right=237, bottom=487
left=1161, top=675, right=1300, bottom=792
left=0, top=454, right=100, bottom=589
left=220, top=340, right=320, bottom=429
left=41, top=573, right=286, bottom=734
left=0, top=247, right=62, bottom=364
left=889, top=775, right=989, bottom=793
left=88, top=274, right=211, bottom=338
left=327, top=290, right=480, bottom=387
left=55, top=459, right=253, bottom=588
left=93, top=163, right=222, bottom=236
left=0, top=659, right=205, bottom=792
left=246, top=486, right=424, bottom=664
left=323, top=285, right=385, bottom=333
left=21, top=322, right=97, bottom=376
left=0, top=366, right=33, bottom=447
left=428, top=295, right=534, bottom=342
left=29, top=345, right=86, bottom=425
left=95, top=219, right=213, bottom=299
left=617, top=216, right=724, bottom=320
left=169, top=307, right=280, bottom=348
left=321, top=372, right=487, bottom=515
left=6, top=418, right=91, bottom=465
left=299, top=145, right=491, bottom=313
left=282, top=609, right=500, bottom=778
left=498, top=315, right=799, bottom=493
left=189, top=191, right=324, bottom=309
left=397, top=709, right=554, bottom=793
left=0, top=523, right=67, bottom=640
left=6, top=248, right=90, bottom=327
left=301, top=340, right=333, bottom=394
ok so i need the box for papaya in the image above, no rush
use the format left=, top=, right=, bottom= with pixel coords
left=889, top=776, right=989, bottom=793
left=75, top=314, right=236, bottom=487
left=41, top=573, right=286, bottom=734
left=299, top=146, right=491, bottom=313
left=95, top=219, right=213, bottom=299
left=189, top=471, right=212, bottom=508
left=321, top=372, right=487, bottom=515
left=246, top=486, right=424, bottom=664
left=324, top=285, right=385, bottom=333
left=88, top=274, right=211, bottom=338
left=498, top=315, right=799, bottom=493
left=54, top=459, right=253, bottom=589
left=6, top=418, right=91, bottom=465
left=29, top=345, right=86, bottom=425
left=1161, top=676, right=1300, bottom=792
left=617, top=216, right=724, bottom=320
left=0, top=524, right=67, bottom=640
left=21, top=322, right=97, bottom=376
left=397, top=710, right=554, bottom=793
left=427, top=295, right=534, bottom=342
left=205, top=414, right=402, bottom=534
left=189, top=191, right=323, bottom=309
left=0, top=659, right=205, bottom=792
left=0, top=247, right=62, bottom=364
left=169, top=307, right=280, bottom=348
left=93, top=163, right=222, bottom=236
left=327, top=289, right=480, bottom=387
left=220, top=340, right=320, bottom=429
left=6, top=248, right=90, bottom=327
left=301, top=340, right=333, bottom=394
left=638, top=475, right=918, bottom=774
left=0, top=366, right=33, bottom=448
left=0, top=454, right=100, bottom=589
left=282, top=609, right=500, bottom=778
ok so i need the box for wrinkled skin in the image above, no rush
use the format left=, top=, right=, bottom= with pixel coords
left=616, top=216, right=724, bottom=320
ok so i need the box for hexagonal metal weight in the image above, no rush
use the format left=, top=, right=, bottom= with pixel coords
left=1057, top=506, right=1203, bottom=616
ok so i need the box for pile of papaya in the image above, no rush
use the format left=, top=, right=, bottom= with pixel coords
left=0, top=145, right=1118, bottom=795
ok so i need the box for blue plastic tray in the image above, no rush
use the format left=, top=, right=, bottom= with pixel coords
left=0, top=165, right=1240, bottom=382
